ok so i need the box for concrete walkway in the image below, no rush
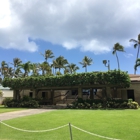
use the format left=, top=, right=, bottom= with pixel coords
left=0, top=109, right=55, bottom=121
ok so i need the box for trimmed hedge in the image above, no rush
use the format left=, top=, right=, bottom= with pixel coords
left=2, top=70, right=130, bottom=89
left=3, top=96, right=39, bottom=108
left=68, top=98, right=139, bottom=109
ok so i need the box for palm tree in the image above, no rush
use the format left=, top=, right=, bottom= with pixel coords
left=14, top=67, right=23, bottom=78
left=130, top=34, right=140, bottom=74
left=9, top=58, right=22, bottom=76
left=0, top=61, right=9, bottom=78
left=45, top=65, right=52, bottom=76
left=7, top=67, right=14, bottom=78
left=103, top=60, right=110, bottom=71
left=64, top=68, right=70, bottom=74
left=30, top=63, right=40, bottom=76
left=40, top=50, right=54, bottom=63
left=112, top=43, right=125, bottom=70
left=79, top=56, right=92, bottom=72
left=66, top=63, right=79, bottom=74
left=18, top=61, right=32, bottom=77
left=51, top=59, right=58, bottom=75
left=134, top=58, right=140, bottom=72
left=55, top=56, right=68, bottom=73
left=39, top=61, right=51, bottom=76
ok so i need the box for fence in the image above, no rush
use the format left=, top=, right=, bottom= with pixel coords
left=0, top=120, right=120, bottom=140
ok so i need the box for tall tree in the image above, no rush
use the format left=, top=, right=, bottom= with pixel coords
left=9, top=58, right=22, bottom=76
left=112, top=43, right=124, bottom=70
left=18, top=61, right=32, bottom=77
left=55, top=56, right=68, bottom=72
left=40, top=50, right=54, bottom=62
left=14, top=68, right=23, bottom=78
left=79, top=56, right=92, bottom=72
left=30, top=63, right=40, bottom=76
left=66, top=63, right=79, bottom=74
left=0, top=61, right=9, bottom=78
left=134, top=58, right=140, bottom=72
left=51, top=59, right=58, bottom=75
left=102, top=60, right=110, bottom=71
left=64, top=68, right=70, bottom=74
left=6, top=67, right=14, bottom=78
left=130, top=34, right=140, bottom=74
left=39, top=61, right=51, bottom=76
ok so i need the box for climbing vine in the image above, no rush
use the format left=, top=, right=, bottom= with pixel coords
left=2, top=70, right=130, bottom=89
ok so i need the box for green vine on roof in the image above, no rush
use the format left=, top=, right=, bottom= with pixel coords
left=2, top=70, right=130, bottom=89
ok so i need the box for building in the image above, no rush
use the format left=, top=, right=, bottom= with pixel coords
left=0, top=85, right=13, bottom=104
left=5, top=73, right=140, bottom=105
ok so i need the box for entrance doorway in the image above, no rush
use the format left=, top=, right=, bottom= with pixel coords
left=127, top=90, right=135, bottom=101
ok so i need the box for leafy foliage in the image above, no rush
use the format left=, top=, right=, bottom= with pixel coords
left=3, top=96, right=39, bottom=108
left=68, top=98, right=139, bottom=109
left=2, top=70, right=130, bottom=89
left=0, top=90, right=3, bottom=97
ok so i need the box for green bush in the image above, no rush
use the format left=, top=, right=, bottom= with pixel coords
left=127, top=101, right=139, bottom=109
left=21, top=95, right=31, bottom=102
left=3, top=97, right=39, bottom=108
left=68, top=99, right=139, bottom=109
left=3, top=98, right=12, bottom=106
left=0, top=90, right=3, bottom=97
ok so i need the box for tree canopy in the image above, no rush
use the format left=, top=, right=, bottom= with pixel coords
left=2, top=70, right=130, bottom=90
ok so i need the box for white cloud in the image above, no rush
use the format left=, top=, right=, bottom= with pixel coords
left=0, top=0, right=140, bottom=53
left=0, top=0, right=11, bottom=28
left=124, top=53, right=134, bottom=58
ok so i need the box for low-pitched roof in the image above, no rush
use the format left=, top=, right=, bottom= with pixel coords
left=129, top=74, right=140, bottom=82
left=0, top=85, right=10, bottom=90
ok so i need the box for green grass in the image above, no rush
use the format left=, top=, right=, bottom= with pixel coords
left=0, top=109, right=140, bottom=140
left=0, top=106, right=27, bottom=114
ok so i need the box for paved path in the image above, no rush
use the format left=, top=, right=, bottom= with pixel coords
left=0, top=109, right=55, bottom=121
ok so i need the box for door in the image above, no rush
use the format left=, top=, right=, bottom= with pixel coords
left=127, top=90, right=135, bottom=101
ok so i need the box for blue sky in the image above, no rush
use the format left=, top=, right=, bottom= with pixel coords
left=0, top=0, right=140, bottom=74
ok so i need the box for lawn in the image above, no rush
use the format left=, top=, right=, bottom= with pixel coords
left=0, top=105, right=27, bottom=114
left=0, top=109, right=140, bottom=140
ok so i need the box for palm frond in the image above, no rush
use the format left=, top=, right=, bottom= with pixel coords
left=134, top=44, right=138, bottom=48
left=129, top=39, right=137, bottom=43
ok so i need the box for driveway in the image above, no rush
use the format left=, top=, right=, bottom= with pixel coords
left=0, top=109, right=55, bottom=121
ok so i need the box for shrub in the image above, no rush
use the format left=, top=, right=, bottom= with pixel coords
left=22, top=95, right=31, bottom=102
left=3, top=97, right=39, bottom=108
left=67, top=99, right=139, bottom=109
left=0, top=90, right=3, bottom=97
left=127, top=101, right=139, bottom=109
left=3, top=98, right=12, bottom=106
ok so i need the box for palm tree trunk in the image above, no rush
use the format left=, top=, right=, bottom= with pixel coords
left=55, top=68, right=56, bottom=75
left=42, top=69, right=44, bottom=75
left=85, top=66, right=87, bottom=72
left=53, top=67, right=54, bottom=75
left=135, top=45, right=140, bottom=74
left=116, top=52, right=120, bottom=70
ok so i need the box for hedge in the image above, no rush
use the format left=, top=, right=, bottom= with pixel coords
left=2, top=70, right=130, bottom=89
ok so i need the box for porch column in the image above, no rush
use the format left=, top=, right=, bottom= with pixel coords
left=13, top=90, right=17, bottom=100
left=90, top=88, right=93, bottom=99
left=15, top=90, right=20, bottom=100
left=78, top=87, right=83, bottom=98
left=50, top=90, right=54, bottom=104
left=106, top=86, right=111, bottom=98
left=34, top=89, right=38, bottom=98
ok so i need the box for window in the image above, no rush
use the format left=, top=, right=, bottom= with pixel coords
left=93, top=89, right=97, bottom=95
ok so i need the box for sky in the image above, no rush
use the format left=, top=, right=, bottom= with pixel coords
left=0, top=0, right=140, bottom=74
